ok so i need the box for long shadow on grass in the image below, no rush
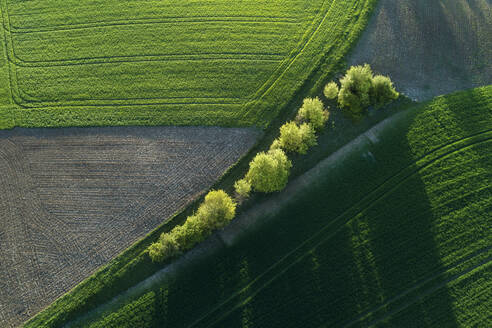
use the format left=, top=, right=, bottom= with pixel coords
left=79, top=92, right=492, bottom=327
left=202, top=113, right=461, bottom=327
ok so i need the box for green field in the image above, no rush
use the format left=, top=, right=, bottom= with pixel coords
left=0, top=0, right=375, bottom=129
left=67, top=85, right=492, bottom=327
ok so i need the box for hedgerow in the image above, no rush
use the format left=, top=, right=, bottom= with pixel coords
left=148, top=190, right=236, bottom=262
left=371, top=74, right=399, bottom=107
left=234, top=179, right=251, bottom=201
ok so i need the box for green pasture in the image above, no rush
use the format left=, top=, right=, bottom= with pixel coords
left=0, top=0, right=376, bottom=129
left=68, top=85, right=492, bottom=327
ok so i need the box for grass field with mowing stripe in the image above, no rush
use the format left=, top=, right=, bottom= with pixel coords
left=0, top=0, right=376, bottom=129
left=72, top=85, right=491, bottom=327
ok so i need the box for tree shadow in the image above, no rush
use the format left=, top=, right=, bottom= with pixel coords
left=113, top=88, right=491, bottom=327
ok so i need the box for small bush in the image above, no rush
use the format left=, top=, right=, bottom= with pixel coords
left=246, top=149, right=292, bottom=193
left=278, top=121, right=317, bottom=154
left=323, top=81, right=339, bottom=100
left=297, top=97, right=329, bottom=130
left=370, top=75, right=399, bottom=107
left=338, top=64, right=373, bottom=113
left=234, top=179, right=251, bottom=200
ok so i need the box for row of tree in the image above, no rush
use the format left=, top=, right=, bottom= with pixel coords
left=148, top=64, right=399, bottom=262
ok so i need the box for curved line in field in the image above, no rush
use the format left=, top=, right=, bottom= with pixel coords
left=244, top=0, right=333, bottom=103
left=0, top=139, right=82, bottom=271
left=1, top=0, right=325, bottom=109
left=7, top=16, right=300, bottom=34
left=188, top=131, right=492, bottom=328
left=242, top=0, right=367, bottom=120
left=3, top=0, right=336, bottom=115
left=2, top=7, right=290, bottom=67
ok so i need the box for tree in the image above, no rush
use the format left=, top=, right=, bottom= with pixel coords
left=246, top=149, right=292, bottom=192
left=338, top=64, right=374, bottom=113
left=323, top=81, right=339, bottom=100
left=296, top=97, right=329, bottom=130
left=234, top=179, right=251, bottom=200
left=197, top=190, right=236, bottom=230
left=278, top=121, right=317, bottom=154
left=370, top=74, right=399, bottom=107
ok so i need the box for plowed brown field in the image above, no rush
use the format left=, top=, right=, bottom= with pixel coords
left=0, top=126, right=260, bottom=327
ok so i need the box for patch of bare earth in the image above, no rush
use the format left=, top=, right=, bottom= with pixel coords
left=0, top=126, right=260, bottom=327
left=349, top=0, right=492, bottom=101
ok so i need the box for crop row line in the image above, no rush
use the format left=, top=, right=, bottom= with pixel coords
left=6, top=15, right=301, bottom=34
left=237, top=183, right=491, bottom=327
left=188, top=130, right=492, bottom=327
left=7, top=53, right=285, bottom=67
left=2, top=2, right=294, bottom=66
left=0, top=11, right=253, bottom=109
left=362, top=253, right=492, bottom=328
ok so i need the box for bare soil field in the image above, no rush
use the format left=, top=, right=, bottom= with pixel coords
left=0, top=126, right=260, bottom=327
left=349, top=0, right=492, bottom=101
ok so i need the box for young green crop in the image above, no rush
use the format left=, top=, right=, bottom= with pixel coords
left=0, top=0, right=377, bottom=129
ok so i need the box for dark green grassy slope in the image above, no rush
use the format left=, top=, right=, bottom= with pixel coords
left=77, top=85, right=492, bottom=327
left=0, top=0, right=376, bottom=129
